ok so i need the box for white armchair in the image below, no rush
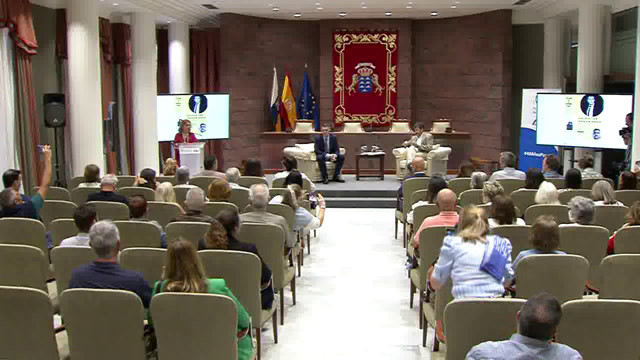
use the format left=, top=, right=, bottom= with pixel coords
left=283, top=143, right=347, bottom=182
left=392, top=146, right=452, bottom=179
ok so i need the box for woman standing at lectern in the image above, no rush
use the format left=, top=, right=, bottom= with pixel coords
left=174, top=119, right=199, bottom=165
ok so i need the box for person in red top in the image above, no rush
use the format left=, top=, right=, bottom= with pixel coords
left=173, top=119, right=199, bottom=165
left=411, top=188, right=459, bottom=249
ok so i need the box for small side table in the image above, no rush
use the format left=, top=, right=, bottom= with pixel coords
left=356, top=152, right=385, bottom=181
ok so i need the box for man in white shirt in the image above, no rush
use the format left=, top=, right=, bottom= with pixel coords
left=60, top=204, right=97, bottom=247
left=273, top=154, right=316, bottom=192
left=489, top=152, right=526, bottom=181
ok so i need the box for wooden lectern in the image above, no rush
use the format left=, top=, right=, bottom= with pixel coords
left=177, top=143, right=205, bottom=177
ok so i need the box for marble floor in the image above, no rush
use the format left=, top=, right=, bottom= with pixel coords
left=261, top=208, right=446, bottom=360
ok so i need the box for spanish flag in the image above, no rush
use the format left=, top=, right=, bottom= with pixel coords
left=279, top=74, right=297, bottom=131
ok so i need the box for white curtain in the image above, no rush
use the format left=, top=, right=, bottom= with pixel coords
left=0, top=28, right=18, bottom=188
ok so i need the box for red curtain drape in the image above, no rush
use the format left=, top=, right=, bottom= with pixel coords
left=55, top=9, right=66, bottom=59
left=99, top=18, right=116, bottom=174
left=112, top=23, right=134, bottom=174
left=156, top=29, right=169, bottom=94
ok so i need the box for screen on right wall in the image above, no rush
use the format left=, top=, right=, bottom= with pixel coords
left=536, top=93, right=632, bottom=150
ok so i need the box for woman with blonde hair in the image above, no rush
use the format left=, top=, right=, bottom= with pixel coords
left=534, top=181, right=560, bottom=205
left=151, top=238, right=253, bottom=360
left=163, top=158, right=178, bottom=176
left=208, top=178, right=232, bottom=202
left=482, top=181, right=504, bottom=204
left=155, top=182, right=184, bottom=214
left=592, top=180, right=623, bottom=205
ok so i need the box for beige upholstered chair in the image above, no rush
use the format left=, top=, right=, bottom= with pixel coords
left=599, top=255, right=640, bottom=300
left=147, top=201, right=182, bottom=229
left=458, top=189, right=484, bottom=207
left=444, top=299, right=526, bottom=360
left=558, top=189, right=592, bottom=204
left=266, top=203, right=302, bottom=272
left=594, top=205, right=628, bottom=233
left=0, top=244, right=48, bottom=293
left=615, top=190, right=640, bottom=207
left=515, top=254, right=588, bottom=303
left=0, top=286, right=63, bottom=360
left=40, top=200, right=76, bottom=229
left=557, top=299, right=640, bottom=360
left=510, top=189, right=537, bottom=214
left=581, top=178, right=600, bottom=190
left=151, top=293, right=241, bottom=360
left=394, top=146, right=452, bottom=179
left=237, top=223, right=294, bottom=325
left=203, top=202, right=238, bottom=219
left=116, top=175, right=136, bottom=188
left=547, top=177, right=565, bottom=189
left=524, top=204, right=570, bottom=225
left=86, top=201, right=129, bottom=221
left=271, top=177, right=312, bottom=191
left=389, top=121, right=411, bottom=133
left=269, top=188, right=288, bottom=200
left=230, top=187, right=250, bottom=212
left=173, top=186, right=190, bottom=207
left=395, top=177, right=431, bottom=245
left=70, top=187, right=99, bottom=206
left=50, top=219, right=79, bottom=247
left=559, top=225, right=609, bottom=291
left=0, top=218, right=47, bottom=255
left=283, top=143, right=346, bottom=182
left=613, top=226, right=640, bottom=254
left=190, top=176, right=216, bottom=193
left=412, top=204, right=440, bottom=231
left=118, top=186, right=155, bottom=201
left=166, top=222, right=209, bottom=249
left=431, top=120, right=451, bottom=133
left=496, top=179, right=525, bottom=195
left=60, top=289, right=147, bottom=360
left=119, top=248, right=167, bottom=287
left=199, top=250, right=277, bottom=359
left=156, top=175, right=177, bottom=185
left=491, top=225, right=531, bottom=265
left=114, top=221, right=163, bottom=248
left=342, top=122, right=364, bottom=133
left=33, top=186, right=70, bottom=201
left=68, top=176, right=85, bottom=190
left=238, top=176, right=268, bottom=188
left=422, top=280, right=453, bottom=351
left=448, top=177, right=471, bottom=197
left=410, top=189, right=430, bottom=207
left=293, top=121, right=314, bottom=133
left=50, top=246, right=96, bottom=297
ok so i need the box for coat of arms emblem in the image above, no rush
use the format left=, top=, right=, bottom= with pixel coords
left=347, top=62, right=384, bottom=96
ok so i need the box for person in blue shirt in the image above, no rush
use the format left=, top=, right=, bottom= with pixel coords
left=542, top=155, right=563, bottom=179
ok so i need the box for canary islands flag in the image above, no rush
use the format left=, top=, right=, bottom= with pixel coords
left=279, top=74, right=297, bottom=131
left=297, top=70, right=320, bottom=130
left=270, top=67, right=281, bottom=131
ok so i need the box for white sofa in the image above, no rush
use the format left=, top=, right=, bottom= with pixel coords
left=283, top=143, right=347, bottom=182
left=392, top=146, right=452, bottom=179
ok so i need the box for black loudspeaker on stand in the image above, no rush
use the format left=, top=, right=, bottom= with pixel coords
left=43, top=93, right=65, bottom=187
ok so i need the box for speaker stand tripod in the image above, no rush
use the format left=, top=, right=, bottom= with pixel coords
left=52, top=127, right=64, bottom=188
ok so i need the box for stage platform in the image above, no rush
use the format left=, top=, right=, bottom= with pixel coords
left=266, top=175, right=400, bottom=209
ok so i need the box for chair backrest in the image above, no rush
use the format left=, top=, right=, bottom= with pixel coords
left=50, top=218, right=80, bottom=247
left=615, top=190, right=640, bottom=207
left=174, top=186, right=190, bottom=207
left=0, top=217, right=48, bottom=255
left=0, top=286, right=60, bottom=360
left=237, top=223, right=286, bottom=288
left=198, top=250, right=262, bottom=326
left=546, top=177, right=565, bottom=189
left=68, top=176, right=85, bottom=190
left=267, top=203, right=296, bottom=231
left=151, top=293, right=238, bottom=360
left=412, top=204, right=440, bottom=229
left=581, top=178, right=600, bottom=190
left=389, top=121, right=411, bottom=133
left=558, top=225, right=609, bottom=290
left=510, top=189, right=537, bottom=214
left=0, top=244, right=47, bottom=292
left=119, top=248, right=167, bottom=286
left=402, top=177, right=431, bottom=215
left=86, top=201, right=130, bottom=221
left=417, top=226, right=449, bottom=291
left=458, top=189, right=484, bottom=207
left=594, top=205, right=628, bottom=233
left=558, top=189, right=592, bottom=205
left=293, top=121, right=314, bottom=133
left=33, top=186, right=70, bottom=201
left=515, top=254, right=588, bottom=303
left=40, top=200, right=76, bottom=229
left=114, top=221, right=163, bottom=248
left=496, top=179, right=525, bottom=195
left=116, top=175, right=136, bottom=188
left=118, top=186, right=156, bottom=201
left=343, top=122, right=363, bottom=133
left=230, top=187, right=251, bottom=211
left=491, top=225, right=531, bottom=264
left=70, top=187, right=100, bottom=206
left=156, top=175, right=177, bottom=185
left=524, top=204, right=570, bottom=225
left=202, top=201, right=238, bottom=219
left=166, top=222, right=210, bottom=249
left=613, top=226, right=640, bottom=254
left=600, top=255, right=640, bottom=300
left=410, top=189, right=429, bottom=206
left=269, top=188, right=288, bottom=199
left=444, top=298, right=526, bottom=360
left=557, top=299, right=640, bottom=360
left=447, top=177, right=471, bottom=197
left=190, top=176, right=216, bottom=193
left=147, top=201, right=182, bottom=229
left=238, top=176, right=268, bottom=189
left=60, top=289, right=147, bottom=360
left=50, top=246, right=96, bottom=296
left=271, top=177, right=312, bottom=191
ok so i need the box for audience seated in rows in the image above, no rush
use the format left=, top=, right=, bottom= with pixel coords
left=458, top=161, right=474, bottom=178
left=535, top=181, right=560, bottom=205
left=618, top=171, right=637, bottom=190
left=243, top=158, right=265, bottom=178
left=470, top=171, right=488, bottom=189
left=68, top=220, right=152, bottom=307
left=524, top=168, right=545, bottom=190
left=466, top=293, right=581, bottom=359
left=60, top=204, right=97, bottom=247
left=130, top=195, right=167, bottom=247
left=225, top=167, right=245, bottom=189
left=151, top=237, right=253, bottom=360
left=489, top=152, right=526, bottom=181
left=608, top=201, right=640, bottom=254
left=196, top=155, right=225, bottom=178
left=488, top=195, right=525, bottom=228
left=563, top=169, right=582, bottom=191
left=163, top=158, right=178, bottom=176
left=412, top=189, right=459, bottom=249
left=274, top=154, right=316, bottom=192
left=281, top=184, right=325, bottom=236
left=542, top=155, right=562, bottom=179
left=397, top=157, right=427, bottom=210
left=408, top=175, right=448, bottom=224
left=592, top=180, right=623, bottom=206
left=215, top=208, right=274, bottom=309
left=175, top=166, right=195, bottom=188
left=208, top=178, right=232, bottom=202
left=511, top=216, right=565, bottom=270
left=79, top=164, right=101, bottom=188
left=482, top=181, right=504, bottom=205
left=87, top=174, right=128, bottom=205
left=565, top=196, right=595, bottom=226
left=155, top=182, right=184, bottom=213
left=578, top=154, right=603, bottom=179
left=171, top=188, right=214, bottom=224
left=136, top=168, right=158, bottom=190
left=241, top=184, right=295, bottom=250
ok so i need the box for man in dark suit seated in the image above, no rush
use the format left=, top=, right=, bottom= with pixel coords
left=314, top=124, right=345, bottom=184
left=87, top=174, right=129, bottom=205
left=397, top=157, right=427, bottom=211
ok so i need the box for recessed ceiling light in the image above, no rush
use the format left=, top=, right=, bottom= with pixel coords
left=339, top=12, right=347, bottom=17
left=167, top=20, right=171, bottom=23
left=315, top=2, right=320, bottom=5
left=385, top=11, right=392, bottom=16
left=113, top=3, right=119, bottom=5
left=431, top=11, right=438, bottom=16
left=294, top=13, right=302, bottom=18
left=406, top=5, right=412, bottom=8
left=451, top=5, right=457, bottom=8
left=316, top=6, right=324, bottom=10
left=361, top=2, right=367, bottom=8
left=272, top=7, right=279, bottom=11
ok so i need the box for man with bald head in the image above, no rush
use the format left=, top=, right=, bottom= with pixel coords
left=397, top=157, right=428, bottom=210
left=411, top=188, right=459, bottom=249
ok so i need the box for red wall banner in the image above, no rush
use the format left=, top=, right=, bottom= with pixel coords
left=333, top=30, right=398, bottom=127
